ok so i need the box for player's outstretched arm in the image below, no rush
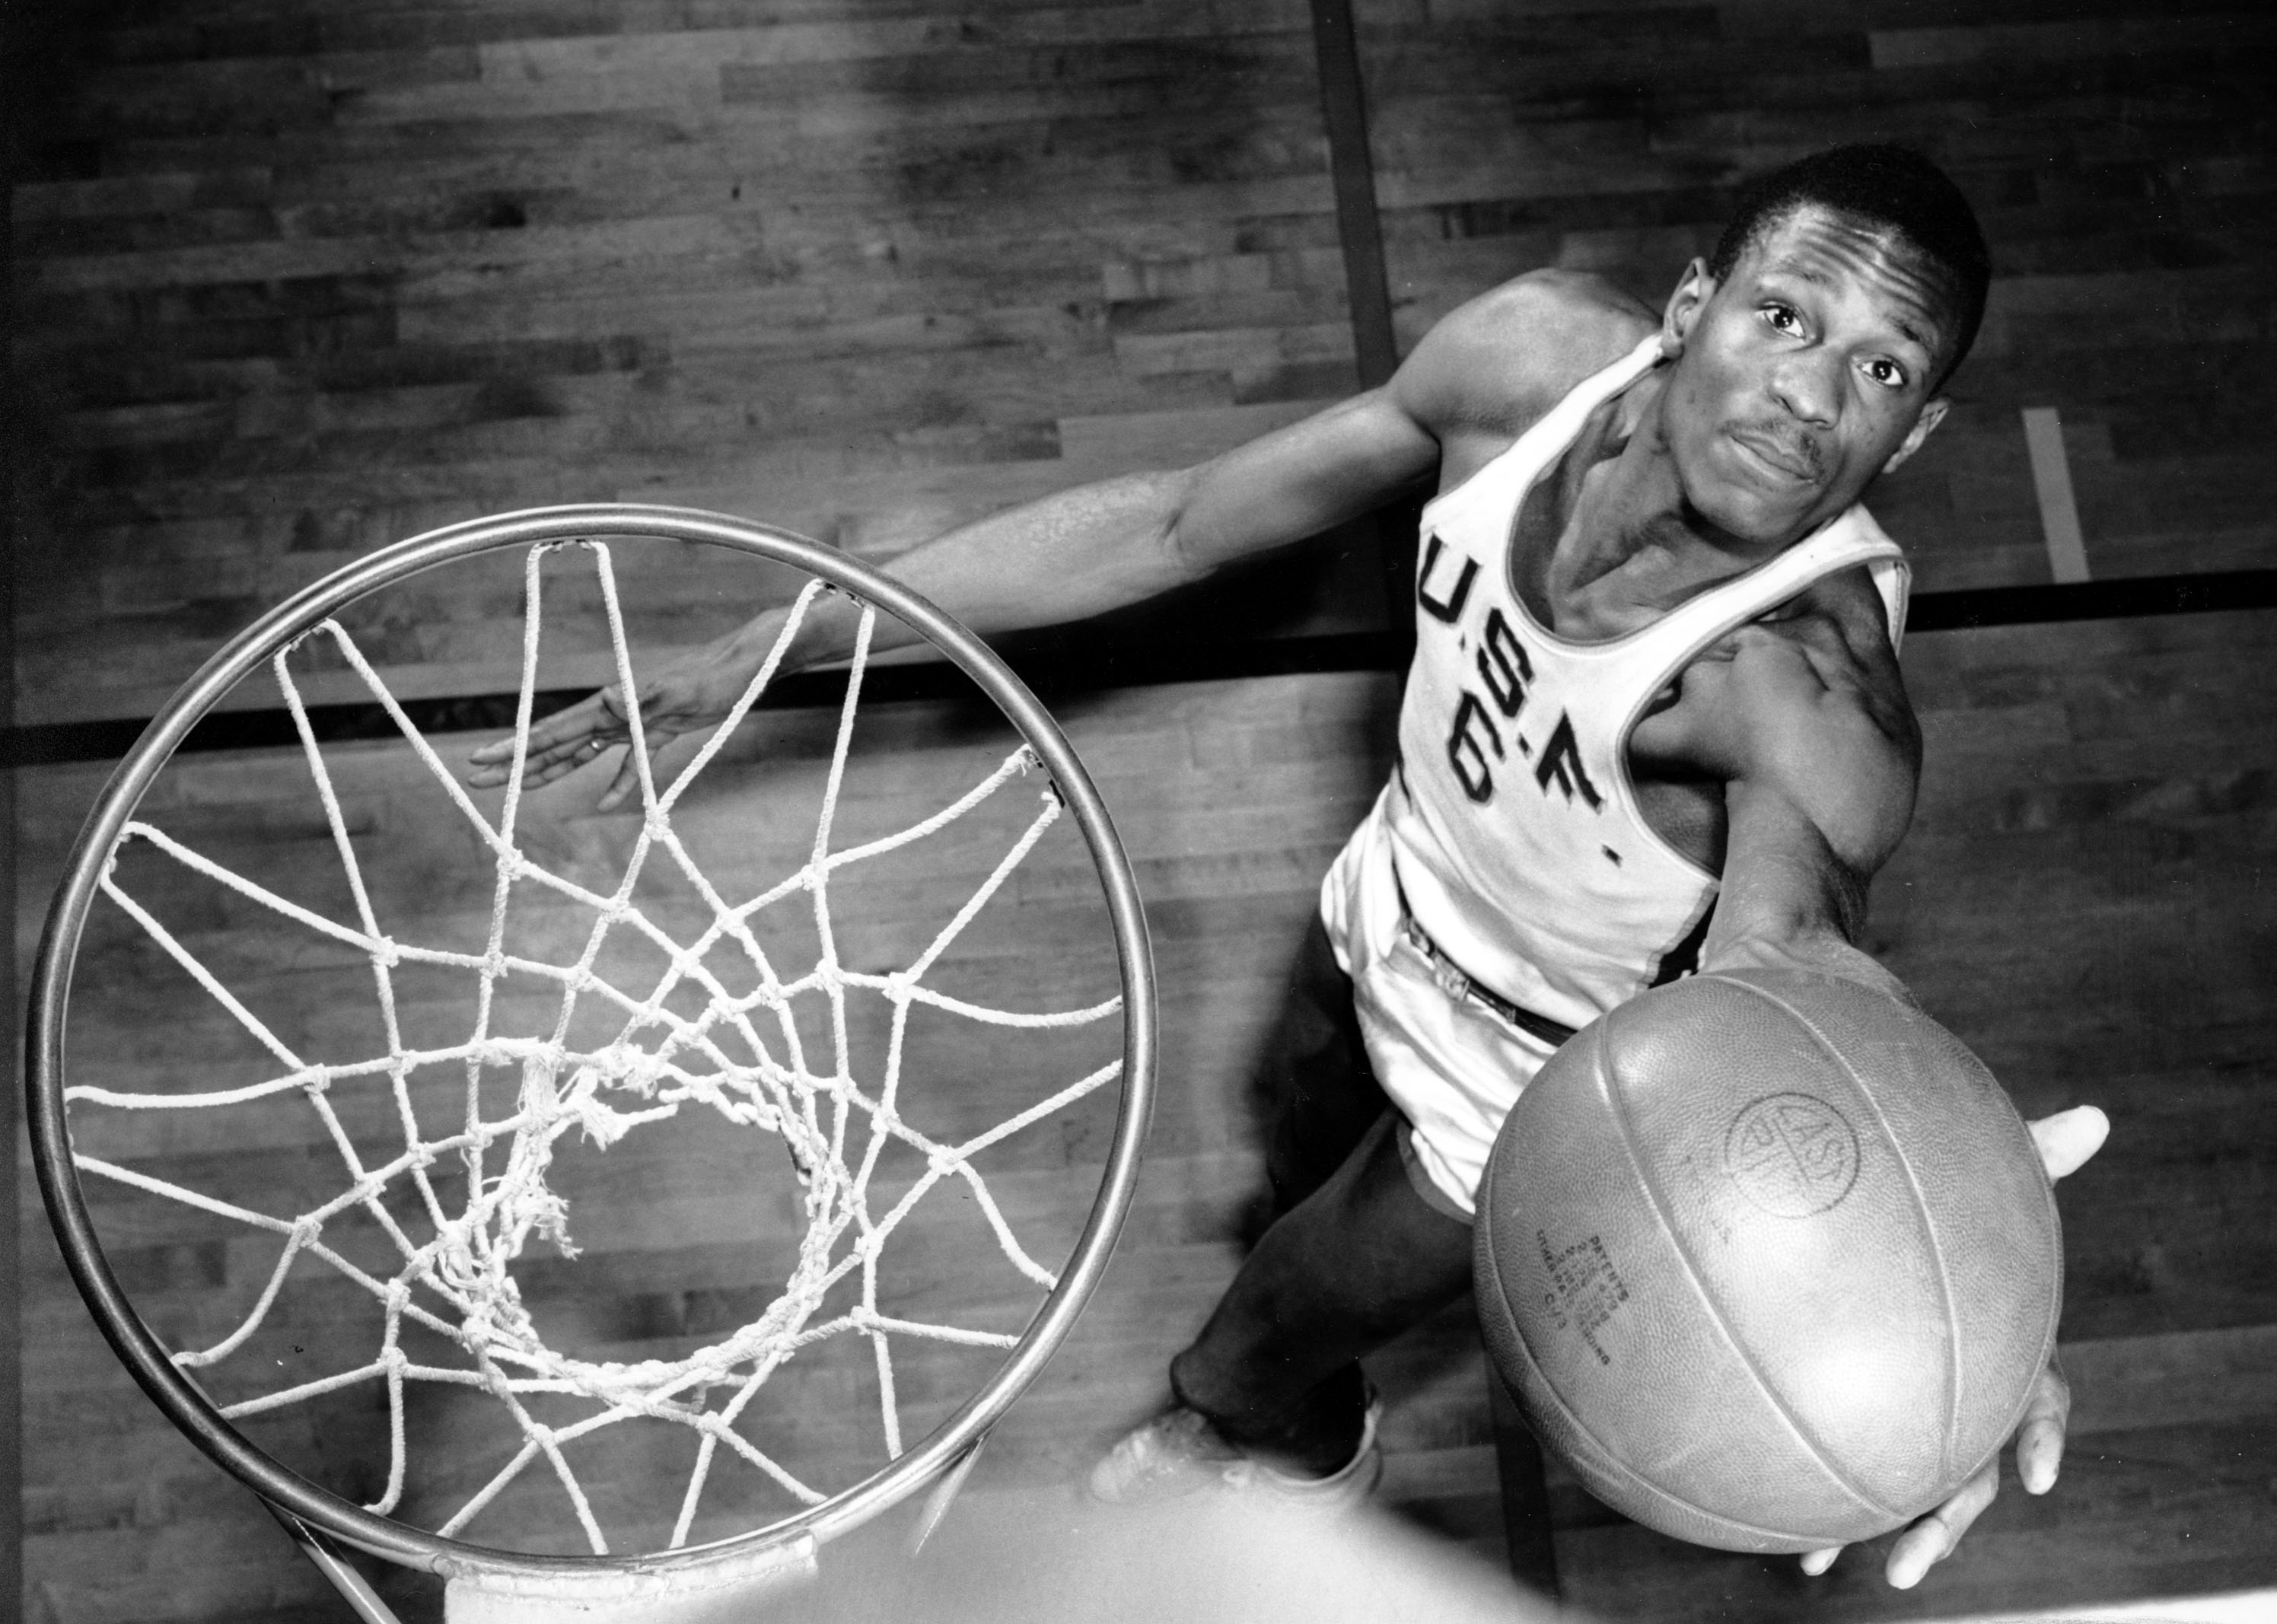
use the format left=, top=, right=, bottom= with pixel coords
left=466, top=266, right=1644, bottom=807
left=466, top=378, right=1442, bottom=807
left=1642, top=579, right=2109, bottom=1587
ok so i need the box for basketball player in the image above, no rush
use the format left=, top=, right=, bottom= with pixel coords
left=471, top=145, right=2107, bottom=1588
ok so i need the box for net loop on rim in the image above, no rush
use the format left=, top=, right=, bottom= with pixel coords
left=59, top=528, right=1135, bottom=1559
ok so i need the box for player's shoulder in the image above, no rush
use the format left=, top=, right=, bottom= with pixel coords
left=1393, top=269, right=1659, bottom=440
left=1654, top=575, right=1921, bottom=874
left=1775, top=563, right=1906, bottom=683
left=1736, top=565, right=1921, bottom=767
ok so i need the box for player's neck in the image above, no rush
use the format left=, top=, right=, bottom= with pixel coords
left=1545, top=390, right=1785, bottom=635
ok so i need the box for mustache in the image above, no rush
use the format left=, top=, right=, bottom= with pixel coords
left=1731, top=422, right=1824, bottom=479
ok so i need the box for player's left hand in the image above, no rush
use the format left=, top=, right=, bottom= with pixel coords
left=1800, top=1104, right=2109, bottom=1589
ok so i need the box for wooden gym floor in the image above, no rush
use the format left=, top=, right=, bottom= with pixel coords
left=9, top=0, right=2275, bottom=1618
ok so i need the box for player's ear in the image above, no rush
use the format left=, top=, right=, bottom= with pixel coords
left=1661, top=258, right=1713, bottom=359
left=1881, top=396, right=1949, bottom=476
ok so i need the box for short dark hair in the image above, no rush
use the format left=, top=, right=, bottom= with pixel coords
left=1707, top=145, right=1992, bottom=387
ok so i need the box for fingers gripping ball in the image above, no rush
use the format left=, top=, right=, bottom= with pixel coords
left=1473, top=969, right=2062, bottom=1552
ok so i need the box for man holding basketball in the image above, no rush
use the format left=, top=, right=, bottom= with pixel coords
left=472, top=145, right=2106, bottom=1589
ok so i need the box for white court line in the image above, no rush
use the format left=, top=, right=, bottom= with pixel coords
left=1923, top=1587, right=2277, bottom=1624
left=2022, top=405, right=2093, bottom=583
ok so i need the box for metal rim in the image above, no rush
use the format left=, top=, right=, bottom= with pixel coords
left=25, top=502, right=1158, bottom=1579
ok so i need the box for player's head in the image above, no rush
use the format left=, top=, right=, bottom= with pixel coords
left=1655, top=145, right=1991, bottom=546
left=1709, top=145, right=1991, bottom=385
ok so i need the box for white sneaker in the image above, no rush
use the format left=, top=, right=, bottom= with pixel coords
left=1087, top=1396, right=1384, bottom=1510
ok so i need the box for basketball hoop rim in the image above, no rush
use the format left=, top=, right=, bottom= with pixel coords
left=24, top=502, right=1160, bottom=1581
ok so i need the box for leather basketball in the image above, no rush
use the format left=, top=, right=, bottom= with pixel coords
left=1473, top=967, right=2062, bottom=1552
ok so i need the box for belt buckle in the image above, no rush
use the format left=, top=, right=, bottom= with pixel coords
left=1428, top=954, right=1471, bottom=1004
left=1403, top=912, right=1474, bottom=1004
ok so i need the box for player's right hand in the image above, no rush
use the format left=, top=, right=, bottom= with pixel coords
left=464, top=626, right=777, bottom=810
left=1800, top=1104, right=2110, bottom=1589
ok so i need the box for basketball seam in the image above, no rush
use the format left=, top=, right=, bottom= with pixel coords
left=1598, top=997, right=1904, bottom=1523
left=1731, top=974, right=1966, bottom=1488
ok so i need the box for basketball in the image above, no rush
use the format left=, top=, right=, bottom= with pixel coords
left=1473, top=967, right=2063, bottom=1553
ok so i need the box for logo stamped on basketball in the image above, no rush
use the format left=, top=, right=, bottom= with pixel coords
left=1724, top=1093, right=1861, bottom=1217
left=1537, top=1231, right=1631, bottom=1366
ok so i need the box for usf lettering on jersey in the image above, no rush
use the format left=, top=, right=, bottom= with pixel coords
left=1416, top=533, right=1603, bottom=814
left=1365, top=335, right=1912, bottom=1033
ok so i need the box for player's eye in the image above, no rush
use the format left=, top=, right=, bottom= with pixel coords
left=1862, top=357, right=1909, bottom=390
left=1761, top=303, right=1803, bottom=336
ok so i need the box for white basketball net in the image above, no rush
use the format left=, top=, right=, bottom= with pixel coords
left=65, top=540, right=1126, bottom=1556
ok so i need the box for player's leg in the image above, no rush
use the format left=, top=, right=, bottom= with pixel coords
left=1170, top=1109, right=1473, bottom=1472
left=1255, top=915, right=1396, bottom=1215
left=1094, top=915, right=1470, bottom=1498
left=1207, top=915, right=1448, bottom=1470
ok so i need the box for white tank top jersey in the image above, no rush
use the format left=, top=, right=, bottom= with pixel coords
left=1336, top=333, right=1912, bottom=1034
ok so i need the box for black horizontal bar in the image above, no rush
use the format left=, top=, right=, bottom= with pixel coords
left=6, top=570, right=2272, bottom=769
left=1902, top=568, right=2277, bottom=632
